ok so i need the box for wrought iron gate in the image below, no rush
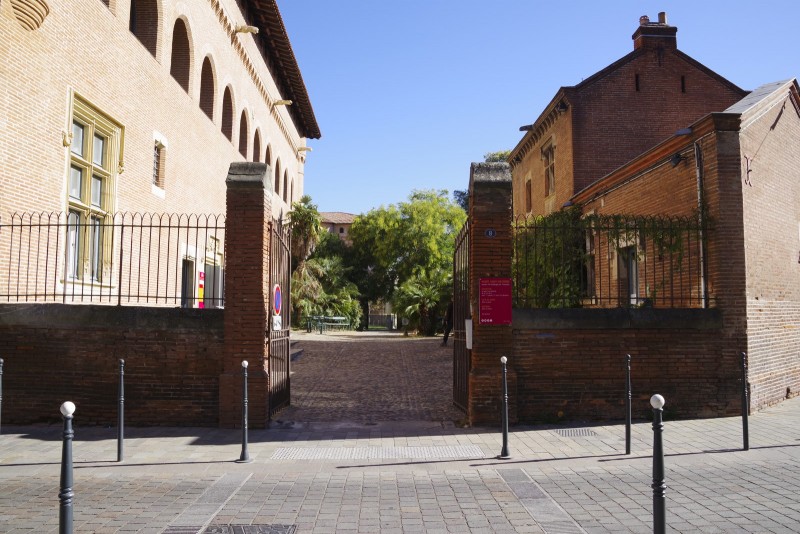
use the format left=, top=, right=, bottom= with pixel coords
left=453, top=220, right=470, bottom=412
left=268, top=218, right=291, bottom=418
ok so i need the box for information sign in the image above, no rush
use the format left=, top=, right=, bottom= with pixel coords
left=479, top=277, right=512, bottom=325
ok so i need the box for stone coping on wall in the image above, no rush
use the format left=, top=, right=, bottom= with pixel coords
left=0, top=303, right=223, bottom=329
left=513, top=307, right=722, bottom=330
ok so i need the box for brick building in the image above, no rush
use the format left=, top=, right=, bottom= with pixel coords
left=509, top=13, right=746, bottom=218
left=320, top=211, right=356, bottom=242
left=0, top=0, right=319, bottom=305
left=493, top=12, right=800, bottom=421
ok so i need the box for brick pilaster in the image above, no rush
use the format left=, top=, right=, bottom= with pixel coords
left=467, top=162, right=517, bottom=426
left=220, top=163, right=271, bottom=428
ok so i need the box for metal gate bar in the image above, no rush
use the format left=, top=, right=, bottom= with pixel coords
left=268, top=219, right=291, bottom=418
left=452, top=220, right=470, bottom=412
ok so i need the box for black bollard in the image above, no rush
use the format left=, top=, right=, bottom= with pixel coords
left=237, top=360, right=252, bottom=463
left=0, top=358, right=4, bottom=435
left=625, top=354, right=632, bottom=455
left=741, top=352, right=749, bottom=451
left=498, top=356, right=511, bottom=459
left=651, top=394, right=666, bottom=534
left=118, top=359, right=125, bottom=462
left=59, top=401, right=76, bottom=534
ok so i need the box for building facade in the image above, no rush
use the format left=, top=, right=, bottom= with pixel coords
left=509, top=13, right=746, bottom=218
left=0, top=0, right=319, bottom=306
left=320, top=211, right=356, bottom=242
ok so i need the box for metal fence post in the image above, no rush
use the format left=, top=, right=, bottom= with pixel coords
left=626, top=354, right=631, bottom=455
left=59, top=401, right=76, bottom=534
left=651, top=394, right=666, bottom=534
left=118, top=359, right=124, bottom=462
left=237, top=360, right=252, bottom=463
left=498, top=356, right=511, bottom=459
left=741, top=351, right=749, bottom=451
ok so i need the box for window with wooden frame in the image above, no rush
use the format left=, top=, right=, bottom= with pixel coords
left=152, top=133, right=167, bottom=190
left=66, top=94, right=123, bottom=283
left=542, top=141, right=555, bottom=197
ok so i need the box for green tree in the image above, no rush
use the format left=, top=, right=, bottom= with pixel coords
left=392, top=268, right=451, bottom=336
left=288, top=195, right=322, bottom=272
left=452, top=190, right=469, bottom=212
left=348, top=189, right=465, bottom=333
left=484, top=149, right=511, bottom=162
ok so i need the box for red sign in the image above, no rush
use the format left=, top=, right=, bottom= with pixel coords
left=479, top=278, right=512, bottom=325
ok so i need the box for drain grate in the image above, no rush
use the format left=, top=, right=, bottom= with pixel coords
left=554, top=428, right=596, bottom=438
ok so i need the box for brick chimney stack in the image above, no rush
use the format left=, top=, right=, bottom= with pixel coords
left=633, top=12, right=677, bottom=50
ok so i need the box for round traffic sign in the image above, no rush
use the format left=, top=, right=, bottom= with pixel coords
left=273, top=284, right=282, bottom=315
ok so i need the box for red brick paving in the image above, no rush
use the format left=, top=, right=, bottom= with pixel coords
left=277, top=330, right=464, bottom=423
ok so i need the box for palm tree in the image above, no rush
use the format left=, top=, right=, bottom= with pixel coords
left=392, top=268, right=451, bottom=336
left=288, top=195, right=322, bottom=272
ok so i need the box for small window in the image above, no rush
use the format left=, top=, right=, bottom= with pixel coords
left=152, top=141, right=166, bottom=188
left=618, top=246, right=639, bottom=307
left=635, top=74, right=640, bottom=92
left=339, top=227, right=344, bottom=234
left=681, top=75, right=686, bottom=93
left=542, top=143, right=555, bottom=197
left=71, top=123, right=84, bottom=155
left=524, top=179, right=532, bottom=213
left=152, top=133, right=168, bottom=190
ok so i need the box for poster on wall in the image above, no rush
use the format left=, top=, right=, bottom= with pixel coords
left=479, top=277, right=512, bottom=325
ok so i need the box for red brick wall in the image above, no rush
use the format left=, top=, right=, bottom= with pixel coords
left=739, top=87, right=800, bottom=409
left=0, top=304, right=224, bottom=426
left=220, top=163, right=271, bottom=428
left=571, top=50, right=744, bottom=194
left=467, top=163, right=515, bottom=426
left=512, top=308, right=740, bottom=421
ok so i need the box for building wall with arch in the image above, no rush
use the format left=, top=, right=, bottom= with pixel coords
left=0, top=0, right=312, bottom=221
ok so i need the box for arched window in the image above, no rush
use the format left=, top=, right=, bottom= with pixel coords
left=199, top=57, right=215, bottom=120
left=253, top=130, right=262, bottom=162
left=169, top=19, right=191, bottom=93
left=265, top=145, right=272, bottom=173
left=290, top=179, right=294, bottom=204
left=238, top=111, right=248, bottom=158
left=221, top=87, right=233, bottom=141
left=129, top=0, right=159, bottom=58
left=274, top=159, right=281, bottom=195
left=283, top=171, right=288, bottom=202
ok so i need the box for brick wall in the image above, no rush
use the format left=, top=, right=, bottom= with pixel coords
left=220, top=163, right=271, bottom=429
left=0, top=304, right=224, bottom=426
left=512, top=308, right=739, bottom=421
left=467, top=163, right=515, bottom=426
left=739, top=85, right=800, bottom=409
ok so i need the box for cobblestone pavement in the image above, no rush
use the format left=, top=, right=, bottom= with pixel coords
left=1, top=330, right=799, bottom=533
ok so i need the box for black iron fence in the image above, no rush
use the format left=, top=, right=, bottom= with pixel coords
left=0, top=212, right=225, bottom=307
left=452, top=219, right=470, bottom=411
left=513, top=209, right=710, bottom=309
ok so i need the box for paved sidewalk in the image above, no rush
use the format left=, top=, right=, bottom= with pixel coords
left=1, top=330, right=799, bottom=533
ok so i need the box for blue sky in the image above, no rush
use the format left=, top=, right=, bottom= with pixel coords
left=279, top=1, right=799, bottom=215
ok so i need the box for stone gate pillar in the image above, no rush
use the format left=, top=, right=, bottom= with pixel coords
left=468, top=162, right=517, bottom=426
left=220, top=163, right=271, bottom=428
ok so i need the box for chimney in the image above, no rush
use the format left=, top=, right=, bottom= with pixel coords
left=632, top=12, right=677, bottom=50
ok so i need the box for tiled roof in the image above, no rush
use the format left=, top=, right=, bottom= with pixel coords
left=320, top=212, right=356, bottom=225
left=248, top=1, right=321, bottom=139
left=725, top=79, right=793, bottom=115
